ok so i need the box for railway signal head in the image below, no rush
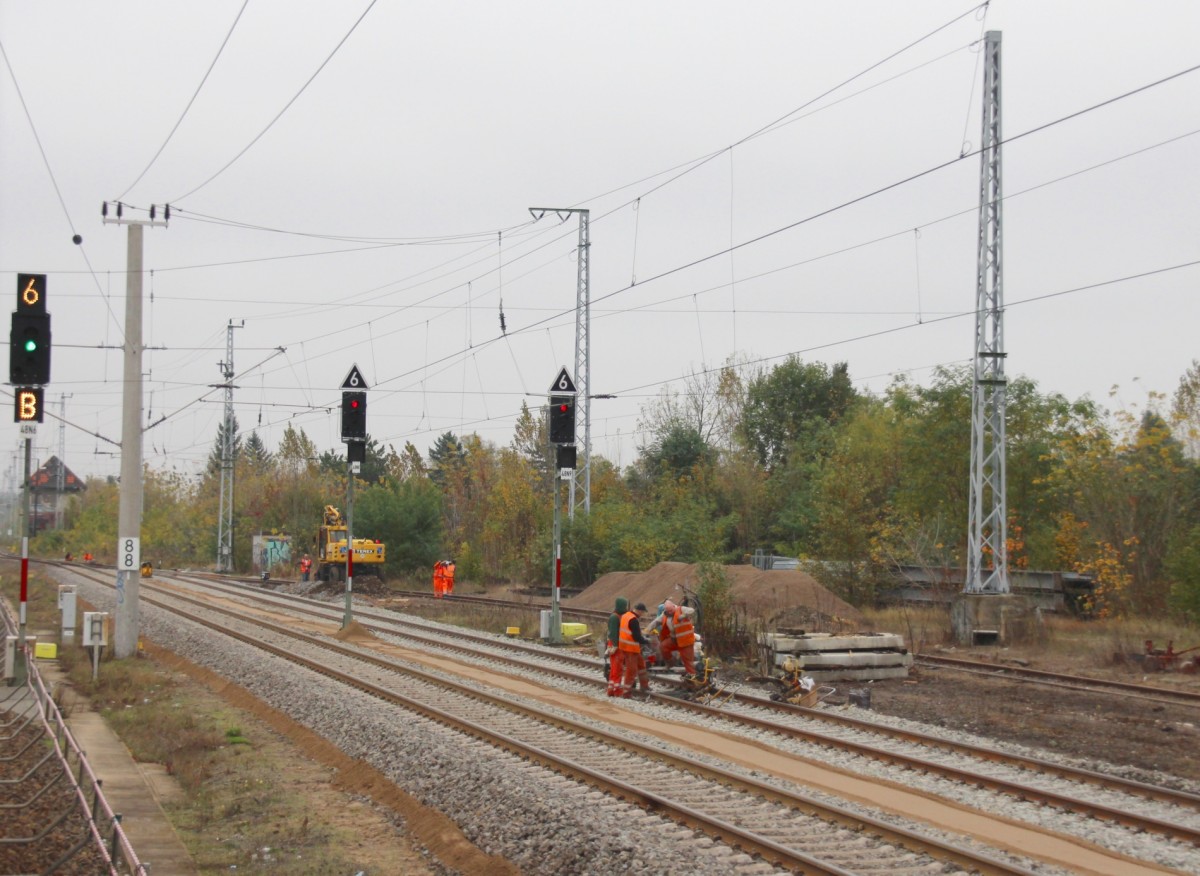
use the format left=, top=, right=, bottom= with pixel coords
left=549, top=395, right=575, bottom=444
left=341, top=391, right=367, bottom=441
left=9, top=313, right=51, bottom=385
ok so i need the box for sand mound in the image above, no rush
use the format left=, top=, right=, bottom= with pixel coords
left=564, top=561, right=862, bottom=631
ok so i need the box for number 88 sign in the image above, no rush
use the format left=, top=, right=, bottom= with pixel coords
left=117, top=537, right=140, bottom=571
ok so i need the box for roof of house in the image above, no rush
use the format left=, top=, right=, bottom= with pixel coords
left=29, top=456, right=87, bottom=494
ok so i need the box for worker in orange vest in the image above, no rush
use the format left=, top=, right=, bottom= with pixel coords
left=432, top=561, right=445, bottom=598
left=618, top=603, right=652, bottom=698
left=605, top=596, right=628, bottom=696
left=299, top=554, right=312, bottom=582
left=442, top=559, right=455, bottom=596
left=659, top=600, right=697, bottom=676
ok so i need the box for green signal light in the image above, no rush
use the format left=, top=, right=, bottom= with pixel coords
left=23, top=339, right=37, bottom=352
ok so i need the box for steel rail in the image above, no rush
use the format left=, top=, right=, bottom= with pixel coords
left=916, top=653, right=1200, bottom=708
left=53, top=564, right=1200, bottom=840
left=101, top=576, right=1037, bottom=876
left=157, top=572, right=1200, bottom=819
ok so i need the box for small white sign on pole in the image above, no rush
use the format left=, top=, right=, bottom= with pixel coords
left=117, top=537, right=140, bottom=571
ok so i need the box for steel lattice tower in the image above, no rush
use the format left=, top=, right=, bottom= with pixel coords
left=571, top=209, right=591, bottom=516
left=529, top=207, right=592, bottom=517
left=216, top=321, right=238, bottom=572
left=966, top=31, right=1009, bottom=594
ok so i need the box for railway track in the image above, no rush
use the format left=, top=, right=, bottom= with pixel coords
left=915, top=653, right=1200, bottom=709
left=163, top=572, right=1200, bottom=841
left=29, top=561, right=1200, bottom=872
left=44, top=564, right=1200, bottom=868
left=63, top=566, right=1041, bottom=875
left=375, top=585, right=1200, bottom=711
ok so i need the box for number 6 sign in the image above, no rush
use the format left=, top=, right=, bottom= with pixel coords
left=117, top=537, right=140, bottom=571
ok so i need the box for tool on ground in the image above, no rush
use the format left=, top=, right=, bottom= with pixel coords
left=1141, top=640, right=1200, bottom=673
left=753, top=657, right=836, bottom=707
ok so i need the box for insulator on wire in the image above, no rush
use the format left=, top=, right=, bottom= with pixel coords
left=101, top=202, right=108, bottom=218
left=164, top=204, right=171, bottom=222
left=150, top=205, right=156, bottom=220
left=116, top=202, right=123, bottom=218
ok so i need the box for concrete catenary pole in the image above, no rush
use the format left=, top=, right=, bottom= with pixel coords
left=104, top=203, right=167, bottom=658
left=114, top=222, right=145, bottom=658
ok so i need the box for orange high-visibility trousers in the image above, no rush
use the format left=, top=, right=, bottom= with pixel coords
left=607, top=649, right=625, bottom=696
left=620, top=651, right=649, bottom=695
left=661, top=640, right=696, bottom=675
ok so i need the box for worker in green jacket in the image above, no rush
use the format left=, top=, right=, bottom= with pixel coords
left=606, top=596, right=628, bottom=696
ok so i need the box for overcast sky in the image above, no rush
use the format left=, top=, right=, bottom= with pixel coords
left=2, top=0, right=1198, bottom=484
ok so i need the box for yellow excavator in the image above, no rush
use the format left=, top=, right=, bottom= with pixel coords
left=316, top=505, right=386, bottom=582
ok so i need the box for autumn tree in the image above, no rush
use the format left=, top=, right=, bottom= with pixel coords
left=1172, top=359, right=1200, bottom=458
left=740, top=358, right=856, bottom=471
left=356, top=477, right=443, bottom=575
left=1047, top=402, right=1193, bottom=615
left=205, top=415, right=242, bottom=475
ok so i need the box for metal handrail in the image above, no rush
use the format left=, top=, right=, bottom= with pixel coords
left=0, top=599, right=147, bottom=875
left=29, top=660, right=148, bottom=875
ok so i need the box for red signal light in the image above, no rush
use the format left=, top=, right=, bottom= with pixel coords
left=350, top=399, right=360, bottom=409
left=549, top=395, right=575, bottom=443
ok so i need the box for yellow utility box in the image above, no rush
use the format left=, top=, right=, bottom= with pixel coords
left=505, top=626, right=520, bottom=637
left=561, top=623, right=589, bottom=638
left=34, top=642, right=57, bottom=660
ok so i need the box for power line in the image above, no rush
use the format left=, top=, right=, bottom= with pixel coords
left=609, top=259, right=1200, bottom=399
left=169, top=0, right=380, bottom=203
left=356, top=63, right=1200, bottom=401
left=115, top=0, right=251, bottom=200
left=0, top=37, right=127, bottom=342
left=171, top=206, right=538, bottom=245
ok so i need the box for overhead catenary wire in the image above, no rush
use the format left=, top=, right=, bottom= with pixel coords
left=36, top=117, right=1200, bottom=462
left=117, top=100, right=1194, bottom=461
left=564, top=2, right=991, bottom=219
left=8, top=4, right=995, bottom=433
left=231, top=257, right=1200, bottom=452
left=169, top=0, right=381, bottom=203
left=36, top=22, right=1200, bottom=469
left=0, top=37, right=124, bottom=339
left=361, top=66, right=1200, bottom=398
left=115, top=0, right=250, bottom=200
left=609, top=259, right=1200, bottom=401
left=234, top=43, right=1198, bottom=409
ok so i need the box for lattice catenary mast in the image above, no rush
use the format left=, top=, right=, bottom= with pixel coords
left=965, top=30, right=1009, bottom=594
left=528, top=207, right=591, bottom=517
left=216, top=320, right=241, bottom=573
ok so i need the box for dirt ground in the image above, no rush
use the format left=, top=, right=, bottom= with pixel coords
left=0, top=709, right=110, bottom=876
left=850, top=666, right=1200, bottom=784
left=565, top=561, right=864, bottom=630
left=142, top=641, right=519, bottom=876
